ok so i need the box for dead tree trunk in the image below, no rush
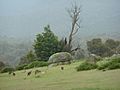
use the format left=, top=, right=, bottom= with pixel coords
left=67, top=3, right=81, bottom=52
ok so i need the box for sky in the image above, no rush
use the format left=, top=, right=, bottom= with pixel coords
left=0, top=0, right=120, bottom=40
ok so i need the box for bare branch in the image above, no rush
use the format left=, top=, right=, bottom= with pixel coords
left=67, top=2, right=82, bottom=52
left=71, top=47, right=80, bottom=52
left=72, top=28, right=79, bottom=36
left=76, top=22, right=81, bottom=28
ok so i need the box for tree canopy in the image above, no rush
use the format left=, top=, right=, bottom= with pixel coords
left=33, top=25, right=60, bottom=61
left=87, top=38, right=120, bottom=57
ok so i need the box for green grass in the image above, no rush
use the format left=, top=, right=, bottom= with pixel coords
left=0, top=61, right=120, bottom=90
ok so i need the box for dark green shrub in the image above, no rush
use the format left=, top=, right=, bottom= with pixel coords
left=108, top=63, right=120, bottom=70
left=107, top=58, right=120, bottom=70
left=0, top=67, right=14, bottom=73
left=97, top=60, right=110, bottom=70
left=24, top=61, right=49, bottom=69
left=111, top=57, right=120, bottom=63
left=76, top=61, right=97, bottom=71
left=16, top=64, right=27, bottom=70
left=97, top=57, right=120, bottom=70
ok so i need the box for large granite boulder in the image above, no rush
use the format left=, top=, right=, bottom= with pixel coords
left=88, top=54, right=102, bottom=64
left=48, top=52, right=72, bottom=64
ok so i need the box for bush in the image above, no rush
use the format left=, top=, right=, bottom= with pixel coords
left=0, top=67, right=14, bottom=73
left=16, top=64, right=27, bottom=70
left=97, top=57, right=120, bottom=70
left=107, top=58, right=120, bottom=70
left=76, top=61, right=97, bottom=71
left=97, top=60, right=110, bottom=70
left=108, top=63, right=120, bottom=70
left=24, top=61, right=49, bottom=69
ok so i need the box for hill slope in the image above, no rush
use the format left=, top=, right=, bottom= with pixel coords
left=0, top=36, right=32, bottom=67
left=0, top=62, right=120, bottom=90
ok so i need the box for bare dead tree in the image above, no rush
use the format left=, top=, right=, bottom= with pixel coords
left=67, top=3, right=81, bottom=52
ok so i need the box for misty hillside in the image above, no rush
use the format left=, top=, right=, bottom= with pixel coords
left=0, top=0, right=120, bottom=67
left=72, top=32, right=120, bottom=49
left=0, top=31, right=119, bottom=67
left=0, top=36, right=33, bottom=67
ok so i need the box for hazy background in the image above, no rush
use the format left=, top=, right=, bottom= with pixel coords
left=0, top=0, right=120, bottom=66
left=0, top=0, right=120, bottom=39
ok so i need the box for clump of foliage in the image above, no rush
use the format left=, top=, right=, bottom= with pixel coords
left=106, top=57, right=120, bottom=70
left=24, top=61, right=49, bottom=69
left=17, top=50, right=37, bottom=70
left=107, top=62, right=120, bottom=70
left=97, top=57, right=120, bottom=70
left=16, top=64, right=27, bottom=70
left=97, top=60, right=110, bottom=70
left=87, top=38, right=120, bottom=57
left=76, top=56, right=120, bottom=71
left=76, top=61, right=97, bottom=71
left=17, top=60, right=49, bottom=70
left=33, top=25, right=62, bottom=61
left=0, top=67, right=14, bottom=73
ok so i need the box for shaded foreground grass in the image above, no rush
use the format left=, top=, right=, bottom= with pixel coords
left=0, top=62, right=120, bottom=90
left=71, top=88, right=119, bottom=90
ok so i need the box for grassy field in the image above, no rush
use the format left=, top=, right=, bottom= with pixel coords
left=0, top=62, right=120, bottom=90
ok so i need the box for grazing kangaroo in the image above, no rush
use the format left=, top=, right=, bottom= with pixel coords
left=35, top=70, right=41, bottom=75
left=61, top=66, right=64, bottom=70
left=13, top=72, right=16, bottom=76
left=27, top=71, right=32, bottom=76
